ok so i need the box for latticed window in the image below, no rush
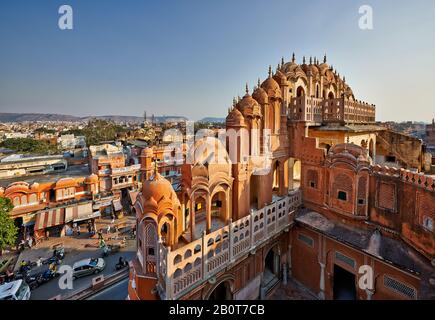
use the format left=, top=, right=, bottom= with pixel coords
left=335, top=251, right=355, bottom=269
left=298, top=233, right=314, bottom=247
left=306, top=169, right=319, bottom=189
left=383, top=275, right=417, bottom=299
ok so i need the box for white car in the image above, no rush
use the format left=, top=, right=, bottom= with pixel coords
left=72, top=258, right=105, bottom=279
left=0, top=280, right=31, bottom=300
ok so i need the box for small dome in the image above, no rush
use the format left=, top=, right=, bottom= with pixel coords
left=142, top=172, right=178, bottom=204
left=318, top=63, right=330, bottom=75
left=237, top=94, right=261, bottom=118
left=261, top=77, right=282, bottom=99
left=273, top=70, right=287, bottom=86
left=252, top=86, right=268, bottom=105
left=188, top=137, right=231, bottom=166
left=328, top=144, right=371, bottom=164
left=30, top=182, right=40, bottom=191
left=308, top=64, right=319, bottom=76
left=282, top=61, right=298, bottom=73
left=226, top=107, right=246, bottom=127
left=85, top=174, right=99, bottom=184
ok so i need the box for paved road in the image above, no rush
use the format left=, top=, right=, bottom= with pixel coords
left=29, top=240, right=136, bottom=300
left=87, top=277, right=129, bottom=300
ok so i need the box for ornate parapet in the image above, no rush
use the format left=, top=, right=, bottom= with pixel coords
left=159, top=189, right=302, bottom=300
left=372, top=165, right=435, bottom=192
left=288, top=97, right=375, bottom=125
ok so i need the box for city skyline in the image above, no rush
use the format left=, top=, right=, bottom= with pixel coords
left=1, top=0, right=435, bottom=121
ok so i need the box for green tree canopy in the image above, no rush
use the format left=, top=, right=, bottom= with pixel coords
left=0, top=197, right=18, bottom=252
left=81, top=119, right=128, bottom=146
left=0, top=138, right=58, bottom=154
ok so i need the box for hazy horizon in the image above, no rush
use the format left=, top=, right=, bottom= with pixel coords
left=1, top=0, right=435, bottom=122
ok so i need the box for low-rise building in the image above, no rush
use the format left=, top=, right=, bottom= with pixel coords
left=0, top=154, right=68, bottom=179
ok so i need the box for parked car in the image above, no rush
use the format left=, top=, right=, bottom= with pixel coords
left=72, top=258, right=105, bottom=279
left=0, top=280, right=31, bottom=300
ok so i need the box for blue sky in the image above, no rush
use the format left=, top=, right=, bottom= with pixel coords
left=0, top=0, right=434, bottom=121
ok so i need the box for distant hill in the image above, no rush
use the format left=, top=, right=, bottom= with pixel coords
left=0, top=113, right=187, bottom=124
left=198, top=117, right=226, bottom=123
left=0, top=113, right=81, bottom=122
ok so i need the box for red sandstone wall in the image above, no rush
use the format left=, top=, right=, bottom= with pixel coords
left=369, top=174, right=435, bottom=258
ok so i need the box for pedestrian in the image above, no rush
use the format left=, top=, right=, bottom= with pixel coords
left=29, top=236, right=34, bottom=248
left=111, top=213, right=115, bottom=224
left=36, top=257, right=42, bottom=267
left=77, top=225, right=81, bottom=236
left=106, top=224, right=111, bottom=234
left=73, top=222, right=78, bottom=236
left=98, top=230, right=103, bottom=240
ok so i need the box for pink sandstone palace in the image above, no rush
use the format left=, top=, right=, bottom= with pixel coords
left=126, top=55, right=435, bottom=300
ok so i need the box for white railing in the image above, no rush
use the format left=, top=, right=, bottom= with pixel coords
left=160, top=189, right=302, bottom=300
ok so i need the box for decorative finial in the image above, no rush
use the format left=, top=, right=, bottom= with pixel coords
left=281, top=56, right=285, bottom=66
left=258, top=78, right=261, bottom=87
left=343, top=76, right=346, bottom=82
left=233, top=97, right=236, bottom=106
left=324, top=54, right=327, bottom=63
left=268, top=65, right=272, bottom=77
left=303, top=56, right=306, bottom=64
left=245, top=83, right=249, bottom=95
left=153, top=157, right=158, bottom=176
left=292, top=52, right=295, bottom=63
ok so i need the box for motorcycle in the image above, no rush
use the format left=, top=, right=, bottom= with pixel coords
left=102, top=243, right=124, bottom=257
left=43, top=247, right=65, bottom=265
left=13, top=270, right=39, bottom=290
left=36, top=268, right=58, bottom=285
left=115, top=259, right=129, bottom=271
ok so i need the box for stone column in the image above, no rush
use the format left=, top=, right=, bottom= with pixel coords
left=190, top=197, right=196, bottom=242
left=206, top=194, right=212, bottom=234
left=181, top=202, right=186, bottom=231
left=287, top=244, right=292, bottom=276
left=227, top=190, right=232, bottom=223
left=288, top=159, right=294, bottom=192
left=282, top=263, right=288, bottom=285
left=318, top=262, right=326, bottom=300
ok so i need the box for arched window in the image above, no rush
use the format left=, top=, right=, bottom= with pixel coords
left=144, top=222, right=158, bottom=274
left=328, top=91, right=335, bottom=99
left=296, top=86, right=305, bottom=97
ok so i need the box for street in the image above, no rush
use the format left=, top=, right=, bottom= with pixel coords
left=87, top=277, right=129, bottom=300
left=29, top=239, right=135, bottom=300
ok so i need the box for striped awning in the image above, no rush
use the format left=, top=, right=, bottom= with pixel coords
left=65, top=202, right=94, bottom=223
left=35, top=208, right=65, bottom=230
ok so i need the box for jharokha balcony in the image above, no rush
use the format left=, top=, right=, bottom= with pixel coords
left=288, top=96, right=376, bottom=124
left=155, top=189, right=302, bottom=300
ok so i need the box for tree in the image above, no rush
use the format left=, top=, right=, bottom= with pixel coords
left=0, top=197, right=18, bottom=253
left=81, top=119, right=127, bottom=146
left=0, top=138, right=58, bottom=155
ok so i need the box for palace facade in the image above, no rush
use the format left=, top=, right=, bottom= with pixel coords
left=127, top=55, right=435, bottom=300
